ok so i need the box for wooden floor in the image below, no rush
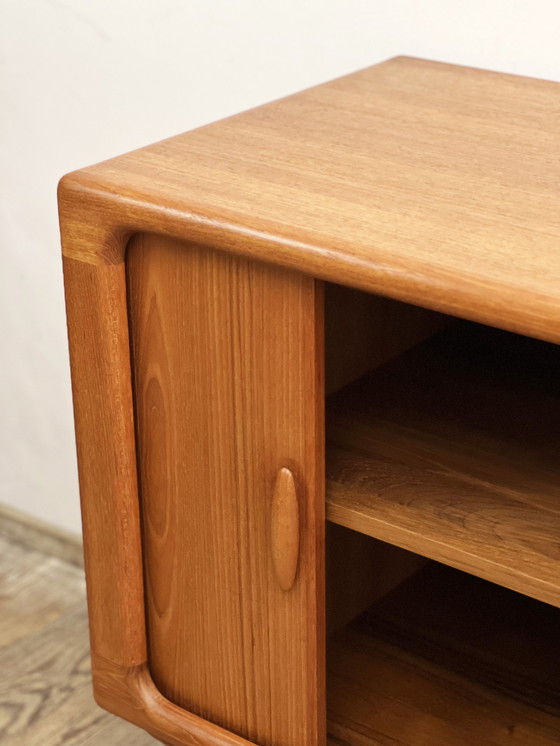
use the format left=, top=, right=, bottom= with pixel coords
left=0, top=532, right=159, bottom=745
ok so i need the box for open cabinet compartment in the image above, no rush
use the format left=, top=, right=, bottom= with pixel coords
left=324, top=283, right=560, bottom=745
left=327, top=557, right=560, bottom=746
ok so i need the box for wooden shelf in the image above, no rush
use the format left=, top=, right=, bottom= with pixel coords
left=326, top=322, right=560, bottom=606
left=327, top=563, right=560, bottom=746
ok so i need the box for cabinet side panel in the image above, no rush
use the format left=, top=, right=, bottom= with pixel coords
left=126, top=235, right=325, bottom=746
left=63, top=257, right=146, bottom=668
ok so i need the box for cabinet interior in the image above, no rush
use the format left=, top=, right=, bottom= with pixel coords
left=324, top=282, right=560, bottom=745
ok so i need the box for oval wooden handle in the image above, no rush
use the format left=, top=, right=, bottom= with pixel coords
left=270, top=468, right=300, bottom=592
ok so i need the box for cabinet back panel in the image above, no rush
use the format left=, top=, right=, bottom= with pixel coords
left=325, top=283, right=448, bottom=395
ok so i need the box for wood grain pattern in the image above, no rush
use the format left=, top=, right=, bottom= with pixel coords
left=60, top=57, right=560, bottom=343
left=126, top=234, right=325, bottom=745
left=327, top=564, right=560, bottom=746
left=0, top=534, right=158, bottom=746
left=91, top=655, right=258, bottom=746
left=2, top=681, right=158, bottom=746
left=0, top=605, right=99, bottom=741
left=270, top=468, right=300, bottom=592
left=63, top=257, right=146, bottom=668
left=327, top=322, right=560, bottom=606
left=0, top=537, right=85, bottom=648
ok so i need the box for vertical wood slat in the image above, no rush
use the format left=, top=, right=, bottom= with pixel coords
left=126, top=235, right=325, bottom=746
left=63, top=258, right=147, bottom=668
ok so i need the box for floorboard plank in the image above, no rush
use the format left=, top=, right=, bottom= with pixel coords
left=0, top=535, right=85, bottom=647
left=0, top=533, right=159, bottom=744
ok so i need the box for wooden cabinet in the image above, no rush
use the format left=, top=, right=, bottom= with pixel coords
left=60, top=57, right=560, bottom=745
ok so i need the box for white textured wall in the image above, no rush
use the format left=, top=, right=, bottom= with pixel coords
left=1, top=0, right=560, bottom=533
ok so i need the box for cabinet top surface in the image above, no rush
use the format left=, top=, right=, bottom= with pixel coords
left=62, top=56, right=560, bottom=341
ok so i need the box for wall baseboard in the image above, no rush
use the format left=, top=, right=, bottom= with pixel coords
left=0, top=503, right=84, bottom=568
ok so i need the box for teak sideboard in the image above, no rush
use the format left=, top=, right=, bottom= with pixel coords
left=60, top=57, right=560, bottom=746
